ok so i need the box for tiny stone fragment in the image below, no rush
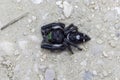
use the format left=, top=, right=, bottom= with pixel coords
left=16, top=0, right=21, bottom=3
left=28, top=19, right=32, bottom=23
left=0, top=21, right=3, bottom=28
left=31, top=28, right=35, bottom=32
left=34, top=64, right=39, bottom=73
left=42, top=13, right=49, bottom=20
left=80, top=60, right=87, bottom=66
left=18, top=40, right=28, bottom=50
left=32, top=16, right=37, bottom=21
left=102, top=71, right=108, bottom=77
left=115, top=77, right=119, bottom=80
left=63, top=1, right=73, bottom=18
left=92, top=70, right=97, bottom=76
left=102, top=51, right=108, bottom=58
left=115, top=7, right=120, bottom=14
left=45, top=68, right=55, bottom=80
left=83, top=0, right=91, bottom=5
left=31, top=0, right=43, bottom=4
left=14, top=50, right=20, bottom=56
left=83, top=71, right=93, bottom=80
left=113, top=37, right=118, bottom=41
left=0, top=41, right=14, bottom=54
left=108, top=40, right=116, bottom=48
left=56, top=1, right=63, bottom=8
left=28, top=35, right=39, bottom=42
left=96, top=39, right=103, bottom=44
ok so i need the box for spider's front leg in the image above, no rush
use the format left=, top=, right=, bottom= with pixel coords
left=64, top=24, right=78, bottom=34
left=63, top=41, right=76, bottom=54
left=64, top=39, right=82, bottom=51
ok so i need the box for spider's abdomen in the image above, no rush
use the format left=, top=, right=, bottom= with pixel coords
left=48, top=29, right=65, bottom=44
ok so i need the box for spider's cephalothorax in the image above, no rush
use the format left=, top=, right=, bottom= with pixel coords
left=41, top=23, right=91, bottom=54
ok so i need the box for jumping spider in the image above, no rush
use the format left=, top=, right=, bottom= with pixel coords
left=41, top=23, right=91, bottom=54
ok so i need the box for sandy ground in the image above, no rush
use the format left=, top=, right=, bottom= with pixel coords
left=0, top=0, right=120, bottom=80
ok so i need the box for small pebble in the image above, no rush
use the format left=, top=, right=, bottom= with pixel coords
left=31, top=28, right=35, bottom=32
left=40, top=58, right=44, bottom=62
left=23, top=32, right=28, bottom=36
left=39, top=75, right=44, bottom=80
left=74, top=5, right=78, bottom=8
left=16, top=0, right=21, bottom=3
left=42, top=13, right=49, bottom=20
left=74, top=59, right=77, bottom=63
left=83, top=0, right=91, bottom=5
left=14, top=50, right=20, bottom=56
left=115, top=7, right=120, bottom=14
left=113, top=37, right=118, bottom=41
left=7, top=72, right=14, bottom=78
left=97, top=59, right=104, bottom=65
left=102, top=51, right=108, bottom=58
left=96, top=25, right=101, bottom=29
left=108, top=40, right=116, bottom=48
left=0, top=41, right=14, bottom=54
left=28, top=35, right=39, bottom=42
left=45, top=68, right=55, bottom=80
left=36, top=53, right=40, bottom=57
left=18, top=40, right=28, bottom=50
left=24, top=76, right=30, bottom=80
left=102, top=71, right=108, bottom=77
left=42, top=54, right=47, bottom=59
left=56, top=1, right=63, bottom=8
left=28, top=19, right=32, bottom=23
left=2, top=60, right=11, bottom=66
left=92, top=70, right=97, bottom=76
left=96, top=39, right=103, bottom=44
left=31, top=0, right=43, bottom=4
left=26, top=25, right=30, bottom=27
left=83, top=71, right=93, bottom=80
left=111, top=34, right=115, bottom=37
left=39, top=65, right=46, bottom=72
left=14, top=64, right=20, bottom=72
left=32, top=16, right=37, bottom=21
left=63, top=1, right=73, bottom=18
left=115, top=77, right=119, bottom=80
left=59, top=14, right=65, bottom=20
left=0, top=21, right=3, bottom=28
left=80, top=60, right=87, bottom=66
left=34, top=64, right=39, bottom=73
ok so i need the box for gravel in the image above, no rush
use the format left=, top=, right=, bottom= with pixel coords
left=0, top=0, right=120, bottom=80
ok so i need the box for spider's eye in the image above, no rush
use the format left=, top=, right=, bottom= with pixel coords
left=83, top=34, right=91, bottom=42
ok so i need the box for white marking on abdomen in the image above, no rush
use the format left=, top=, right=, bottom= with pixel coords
left=52, top=26, right=62, bottom=29
left=76, top=35, right=80, bottom=40
left=53, top=44, right=62, bottom=47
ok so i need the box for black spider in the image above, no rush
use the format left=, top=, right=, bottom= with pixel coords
left=41, top=23, right=91, bottom=54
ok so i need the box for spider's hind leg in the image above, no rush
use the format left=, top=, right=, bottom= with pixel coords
left=63, top=42, right=74, bottom=54
left=41, top=41, right=66, bottom=51
left=65, top=39, right=82, bottom=51
left=41, top=23, right=65, bottom=38
left=67, top=45, right=74, bottom=54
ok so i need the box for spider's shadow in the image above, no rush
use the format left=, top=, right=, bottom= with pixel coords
left=41, top=46, right=82, bottom=55
left=41, top=49, right=65, bottom=55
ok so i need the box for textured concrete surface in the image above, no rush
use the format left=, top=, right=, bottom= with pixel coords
left=0, top=0, right=120, bottom=80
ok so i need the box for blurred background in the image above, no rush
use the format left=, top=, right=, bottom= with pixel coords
left=0, top=0, right=120, bottom=80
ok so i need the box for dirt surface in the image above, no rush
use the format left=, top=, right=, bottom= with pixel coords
left=0, top=0, right=120, bottom=80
